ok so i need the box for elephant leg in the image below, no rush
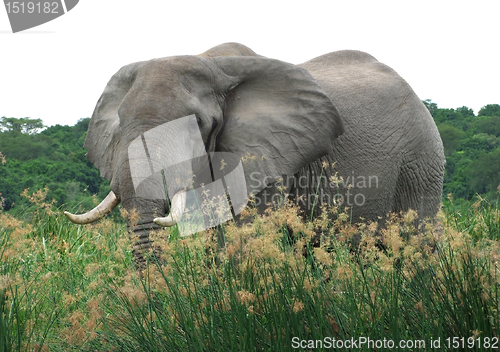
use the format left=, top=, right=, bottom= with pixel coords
left=392, top=156, right=445, bottom=231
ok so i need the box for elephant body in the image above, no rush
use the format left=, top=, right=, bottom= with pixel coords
left=66, top=43, right=445, bottom=264
left=288, top=50, right=444, bottom=222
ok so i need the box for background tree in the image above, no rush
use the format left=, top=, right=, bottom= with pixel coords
left=424, top=100, right=500, bottom=201
left=0, top=117, right=45, bottom=134
left=437, top=124, right=465, bottom=156
left=473, top=116, right=500, bottom=137
left=0, top=117, right=112, bottom=213
left=478, top=104, right=500, bottom=117
left=468, top=149, right=500, bottom=195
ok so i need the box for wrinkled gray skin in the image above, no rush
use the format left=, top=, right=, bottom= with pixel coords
left=77, top=43, right=445, bottom=264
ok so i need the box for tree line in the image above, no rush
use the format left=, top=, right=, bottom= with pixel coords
left=0, top=102, right=499, bottom=213
left=424, top=101, right=500, bottom=201
left=0, top=117, right=111, bottom=213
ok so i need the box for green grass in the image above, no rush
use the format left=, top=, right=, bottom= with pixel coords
left=0, top=189, right=499, bottom=351
left=443, top=195, right=500, bottom=241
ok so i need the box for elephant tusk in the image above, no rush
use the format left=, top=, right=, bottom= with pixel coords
left=64, top=191, right=120, bottom=224
left=154, top=191, right=187, bottom=227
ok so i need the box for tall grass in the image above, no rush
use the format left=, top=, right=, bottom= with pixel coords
left=0, top=189, right=132, bottom=351
left=444, top=195, right=500, bottom=241
left=0, top=189, right=499, bottom=351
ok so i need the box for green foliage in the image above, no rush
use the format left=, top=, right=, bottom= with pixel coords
left=425, top=100, right=500, bottom=201
left=437, top=124, right=465, bottom=156
left=468, top=150, right=500, bottom=195
left=0, top=199, right=130, bottom=351
left=0, top=118, right=110, bottom=212
left=424, top=100, right=475, bottom=131
left=473, top=116, right=500, bottom=137
left=444, top=196, right=500, bottom=241
left=478, top=104, right=500, bottom=117
left=0, top=117, right=44, bottom=135
left=2, top=200, right=498, bottom=351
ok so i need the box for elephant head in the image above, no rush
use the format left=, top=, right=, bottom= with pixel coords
left=65, top=43, right=343, bottom=264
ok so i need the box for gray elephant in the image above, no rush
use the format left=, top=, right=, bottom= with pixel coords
left=65, top=43, right=445, bottom=263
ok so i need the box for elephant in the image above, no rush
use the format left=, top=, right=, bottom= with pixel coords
left=64, top=42, right=445, bottom=264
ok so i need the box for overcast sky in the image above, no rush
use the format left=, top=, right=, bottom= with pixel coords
left=1, top=0, right=498, bottom=127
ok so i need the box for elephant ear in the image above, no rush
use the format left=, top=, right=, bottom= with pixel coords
left=213, top=56, right=343, bottom=195
left=84, top=61, right=145, bottom=183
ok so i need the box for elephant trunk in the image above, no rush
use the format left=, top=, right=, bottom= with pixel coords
left=121, top=194, right=168, bottom=268
left=64, top=191, right=120, bottom=224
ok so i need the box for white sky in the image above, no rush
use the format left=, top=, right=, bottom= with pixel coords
left=1, top=0, right=499, bottom=127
